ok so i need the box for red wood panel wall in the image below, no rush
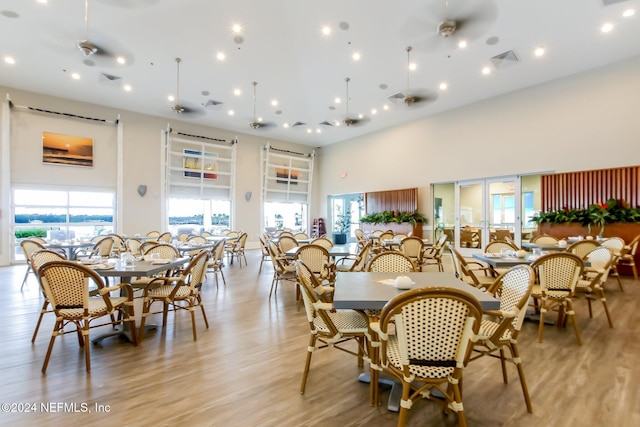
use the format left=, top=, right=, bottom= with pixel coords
left=542, top=166, right=640, bottom=211
left=365, top=188, right=417, bottom=213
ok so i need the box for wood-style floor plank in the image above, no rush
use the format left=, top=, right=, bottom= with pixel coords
left=0, top=251, right=639, bottom=426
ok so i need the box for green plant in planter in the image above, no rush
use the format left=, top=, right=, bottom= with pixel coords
left=359, top=210, right=427, bottom=225
left=334, top=208, right=351, bottom=234
left=532, top=198, right=640, bottom=236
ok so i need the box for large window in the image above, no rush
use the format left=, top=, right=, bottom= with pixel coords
left=12, top=188, right=115, bottom=261
left=167, top=198, right=231, bottom=236
left=264, top=202, right=307, bottom=232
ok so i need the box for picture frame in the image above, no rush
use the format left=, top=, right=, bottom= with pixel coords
left=183, top=149, right=218, bottom=180
left=276, top=167, right=298, bottom=185
left=42, top=132, right=94, bottom=167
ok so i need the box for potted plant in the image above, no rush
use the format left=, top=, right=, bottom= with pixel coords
left=333, top=208, right=351, bottom=245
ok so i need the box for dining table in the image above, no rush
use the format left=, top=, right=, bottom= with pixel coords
left=88, top=256, right=190, bottom=343
left=333, top=271, right=499, bottom=409
left=44, top=240, right=94, bottom=260
left=175, top=242, right=217, bottom=255
left=285, top=243, right=355, bottom=259
left=521, top=242, right=568, bottom=251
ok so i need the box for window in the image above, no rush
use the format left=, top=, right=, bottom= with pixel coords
left=12, top=188, right=115, bottom=261
left=167, top=198, right=231, bottom=235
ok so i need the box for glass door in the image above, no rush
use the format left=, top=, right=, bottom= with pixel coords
left=454, top=176, right=519, bottom=255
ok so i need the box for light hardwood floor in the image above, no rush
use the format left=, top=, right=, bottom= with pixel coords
left=1, top=250, right=639, bottom=427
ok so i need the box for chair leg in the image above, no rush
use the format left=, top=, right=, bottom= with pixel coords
left=162, top=302, right=169, bottom=327
left=42, top=320, right=61, bottom=373
left=219, top=268, right=227, bottom=286
left=538, top=301, right=547, bottom=343
left=565, top=300, right=582, bottom=346
left=397, top=380, right=412, bottom=427
left=190, top=301, right=198, bottom=341
left=21, top=265, right=32, bottom=290
left=83, top=323, right=91, bottom=372
left=597, top=289, right=614, bottom=328
left=198, top=295, right=209, bottom=329
left=509, top=341, right=533, bottom=413
left=499, top=347, right=508, bottom=384
left=451, top=381, right=467, bottom=427
left=31, top=300, right=49, bottom=342
left=300, top=334, right=317, bottom=394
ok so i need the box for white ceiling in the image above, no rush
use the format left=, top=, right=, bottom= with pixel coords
left=1, top=0, right=639, bottom=147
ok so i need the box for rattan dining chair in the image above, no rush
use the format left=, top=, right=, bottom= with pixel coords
left=450, top=244, right=496, bottom=289
left=131, top=243, right=181, bottom=289
left=295, top=244, right=336, bottom=288
left=399, top=236, right=425, bottom=270
left=296, top=260, right=369, bottom=395
left=470, top=265, right=535, bottom=413
left=530, top=252, right=584, bottom=345
left=277, top=235, right=299, bottom=255
left=29, top=249, right=67, bottom=342
left=366, top=251, right=416, bottom=273
left=125, top=237, right=143, bottom=256
left=601, top=237, right=626, bottom=291
left=207, top=239, right=227, bottom=288
left=37, top=260, right=137, bottom=373
left=617, top=234, right=639, bottom=280
left=225, top=232, right=248, bottom=266
left=370, top=287, right=483, bottom=427
left=422, top=234, right=448, bottom=272
left=257, top=234, right=271, bottom=274
left=19, top=238, right=47, bottom=290
left=138, top=250, right=209, bottom=341
left=336, top=240, right=372, bottom=272
left=267, top=241, right=297, bottom=299
left=531, top=235, right=559, bottom=245
left=310, top=237, right=334, bottom=248
left=567, top=239, right=601, bottom=259
left=484, top=240, right=519, bottom=254
left=574, top=246, right=615, bottom=328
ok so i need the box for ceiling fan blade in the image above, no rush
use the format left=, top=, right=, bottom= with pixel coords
left=403, top=90, right=439, bottom=107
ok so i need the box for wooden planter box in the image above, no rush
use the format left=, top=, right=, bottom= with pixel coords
left=539, top=222, right=640, bottom=276
left=360, top=222, right=423, bottom=238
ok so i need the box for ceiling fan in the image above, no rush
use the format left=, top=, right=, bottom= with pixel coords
left=170, top=58, right=202, bottom=115
left=402, top=0, right=498, bottom=52
left=387, top=47, right=437, bottom=107
left=342, top=78, right=367, bottom=127
left=74, top=0, right=130, bottom=66
left=249, top=82, right=275, bottom=129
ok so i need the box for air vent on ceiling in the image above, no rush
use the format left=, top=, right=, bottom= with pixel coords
left=203, top=99, right=223, bottom=109
left=319, top=121, right=335, bottom=126
left=291, top=121, right=306, bottom=128
left=99, top=73, right=122, bottom=86
left=490, top=50, right=519, bottom=69
left=602, top=0, right=628, bottom=6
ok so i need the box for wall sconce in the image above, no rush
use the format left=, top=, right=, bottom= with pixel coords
left=245, top=191, right=252, bottom=202
left=137, top=185, right=147, bottom=197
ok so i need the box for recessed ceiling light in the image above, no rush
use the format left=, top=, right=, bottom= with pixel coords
left=4, top=56, right=15, bottom=65
left=316, top=128, right=321, bottom=133
left=534, top=46, right=545, bottom=57
left=408, top=62, right=417, bottom=71
left=283, top=123, right=290, bottom=128
left=307, top=129, right=312, bottom=133
left=216, top=52, right=225, bottom=61
left=358, top=114, right=363, bottom=119
left=232, top=23, right=243, bottom=34
left=168, top=95, right=175, bottom=102
left=601, top=22, right=614, bottom=33
left=37, top=0, right=48, bottom=3
left=334, top=121, right=341, bottom=126
left=371, top=108, right=377, bottom=115
left=334, top=97, right=341, bottom=104
left=257, top=117, right=263, bottom=122
left=623, top=9, right=635, bottom=18
left=71, top=72, right=81, bottom=80
left=228, top=110, right=234, bottom=116
left=439, top=82, right=448, bottom=90
left=123, top=84, right=132, bottom=92
left=321, top=26, right=331, bottom=36
left=116, top=56, right=126, bottom=65
left=383, top=105, right=389, bottom=110
left=458, top=40, right=468, bottom=49
left=352, top=52, right=361, bottom=61
left=271, top=100, right=278, bottom=106
left=481, top=66, right=491, bottom=75
left=233, top=88, right=241, bottom=96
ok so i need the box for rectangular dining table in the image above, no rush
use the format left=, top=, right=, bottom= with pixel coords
left=44, top=241, right=94, bottom=260
left=90, top=256, right=190, bottom=343
left=285, top=244, right=355, bottom=258
left=333, top=271, right=499, bottom=408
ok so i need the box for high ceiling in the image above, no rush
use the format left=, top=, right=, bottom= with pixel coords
left=1, top=0, right=639, bottom=147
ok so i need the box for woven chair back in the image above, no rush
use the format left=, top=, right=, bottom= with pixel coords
left=311, top=237, right=334, bottom=248
left=489, top=265, right=535, bottom=331
left=531, top=235, right=559, bottom=245
left=484, top=240, right=519, bottom=254
left=143, top=243, right=180, bottom=259
left=567, top=240, right=601, bottom=259
left=367, top=251, right=416, bottom=273
left=296, top=244, right=332, bottom=280
left=531, top=252, right=583, bottom=293
left=30, top=249, right=67, bottom=273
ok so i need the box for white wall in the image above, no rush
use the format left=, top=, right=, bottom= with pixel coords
left=0, top=88, right=315, bottom=265
left=314, top=55, right=640, bottom=227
